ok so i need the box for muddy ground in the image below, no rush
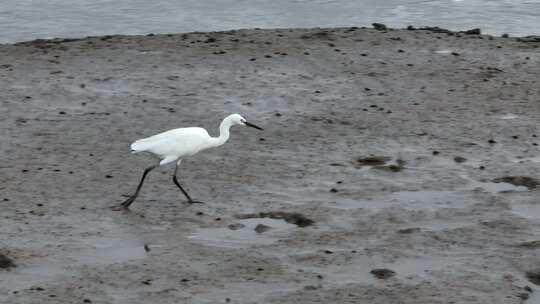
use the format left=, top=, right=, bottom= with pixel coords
left=1, top=26, right=540, bottom=303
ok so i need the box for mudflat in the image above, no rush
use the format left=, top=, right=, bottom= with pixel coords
left=1, top=26, right=540, bottom=303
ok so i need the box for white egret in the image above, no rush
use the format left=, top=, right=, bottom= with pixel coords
left=112, top=113, right=263, bottom=210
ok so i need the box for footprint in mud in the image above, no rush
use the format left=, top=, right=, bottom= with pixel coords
left=352, top=156, right=406, bottom=172
left=236, top=211, right=315, bottom=227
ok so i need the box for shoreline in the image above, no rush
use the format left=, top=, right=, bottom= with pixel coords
left=4, top=24, right=540, bottom=47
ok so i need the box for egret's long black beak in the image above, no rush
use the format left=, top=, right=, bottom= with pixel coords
left=245, top=121, right=263, bottom=130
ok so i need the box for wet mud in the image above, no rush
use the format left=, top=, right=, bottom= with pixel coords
left=2, top=26, right=540, bottom=303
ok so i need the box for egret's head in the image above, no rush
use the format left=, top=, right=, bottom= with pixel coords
left=228, top=113, right=263, bottom=130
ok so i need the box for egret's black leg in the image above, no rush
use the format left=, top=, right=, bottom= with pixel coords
left=173, top=162, right=204, bottom=204
left=112, top=164, right=157, bottom=210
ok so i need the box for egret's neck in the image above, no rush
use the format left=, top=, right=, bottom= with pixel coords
left=209, top=118, right=232, bottom=148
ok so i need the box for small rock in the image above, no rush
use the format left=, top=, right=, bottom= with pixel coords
left=454, top=156, right=467, bottom=163
left=254, top=224, right=272, bottom=234
left=0, top=253, right=16, bottom=269
left=370, top=268, right=396, bottom=279
left=526, top=270, right=540, bottom=285
left=353, top=156, right=390, bottom=167
left=372, top=23, right=387, bottom=30
left=398, top=227, right=421, bottom=234
left=463, top=28, right=481, bottom=35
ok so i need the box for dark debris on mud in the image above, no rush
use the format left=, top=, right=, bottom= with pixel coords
left=353, top=156, right=391, bottom=167
left=0, top=252, right=16, bottom=269
left=370, top=268, right=396, bottom=279
left=526, top=270, right=540, bottom=285
left=492, top=176, right=540, bottom=190
left=254, top=224, right=272, bottom=233
left=515, top=240, right=540, bottom=248
left=372, top=159, right=406, bottom=172
left=353, top=156, right=405, bottom=172
left=236, top=211, right=315, bottom=227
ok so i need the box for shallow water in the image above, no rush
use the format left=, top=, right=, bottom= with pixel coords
left=188, top=218, right=296, bottom=248
left=298, top=253, right=468, bottom=286
left=1, top=0, right=539, bottom=43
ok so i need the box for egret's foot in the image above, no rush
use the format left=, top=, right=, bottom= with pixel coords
left=186, top=200, right=205, bottom=204
left=111, top=196, right=136, bottom=211
left=111, top=204, right=129, bottom=211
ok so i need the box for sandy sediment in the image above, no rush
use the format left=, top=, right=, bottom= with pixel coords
left=1, top=26, right=540, bottom=303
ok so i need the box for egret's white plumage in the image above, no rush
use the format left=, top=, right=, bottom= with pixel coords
left=113, top=113, right=263, bottom=210
left=131, top=127, right=214, bottom=165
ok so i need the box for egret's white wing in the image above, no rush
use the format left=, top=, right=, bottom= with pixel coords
left=131, top=127, right=211, bottom=158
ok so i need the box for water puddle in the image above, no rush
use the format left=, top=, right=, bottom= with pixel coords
left=390, top=190, right=461, bottom=207
left=1, top=216, right=147, bottom=292
left=512, top=204, right=540, bottom=220
left=331, top=190, right=467, bottom=211
left=466, top=179, right=527, bottom=193
left=2, top=237, right=146, bottom=291
left=300, top=254, right=464, bottom=286
left=188, top=218, right=296, bottom=248
left=526, top=287, right=540, bottom=304
left=328, top=198, right=393, bottom=210
left=434, top=50, right=453, bottom=54
left=511, top=156, right=540, bottom=164
left=192, top=282, right=297, bottom=304
left=421, top=219, right=473, bottom=231
left=75, top=237, right=147, bottom=265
